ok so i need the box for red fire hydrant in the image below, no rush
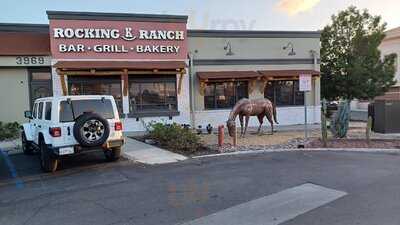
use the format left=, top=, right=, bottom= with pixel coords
left=218, top=125, right=224, bottom=147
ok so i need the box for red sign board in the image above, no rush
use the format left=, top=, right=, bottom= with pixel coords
left=49, top=19, right=187, bottom=60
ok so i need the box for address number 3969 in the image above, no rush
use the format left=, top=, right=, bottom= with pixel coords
left=16, top=56, right=45, bottom=65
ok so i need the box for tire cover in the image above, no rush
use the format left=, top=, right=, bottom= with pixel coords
left=73, top=112, right=110, bottom=147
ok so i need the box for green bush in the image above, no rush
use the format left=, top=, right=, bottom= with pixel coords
left=0, top=122, right=20, bottom=141
left=148, top=122, right=200, bottom=153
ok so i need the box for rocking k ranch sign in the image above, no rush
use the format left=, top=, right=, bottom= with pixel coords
left=49, top=20, right=187, bottom=60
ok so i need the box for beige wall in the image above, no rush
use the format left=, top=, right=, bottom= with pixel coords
left=188, top=37, right=319, bottom=59
left=0, top=68, right=30, bottom=123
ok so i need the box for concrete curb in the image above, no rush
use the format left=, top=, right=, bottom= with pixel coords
left=192, top=148, right=400, bottom=159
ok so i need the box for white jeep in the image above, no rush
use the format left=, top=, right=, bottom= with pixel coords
left=21, top=95, right=124, bottom=172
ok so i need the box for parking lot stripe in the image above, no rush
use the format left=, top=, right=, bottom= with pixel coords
left=179, top=183, right=347, bottom=225
left=0, top=148, right=24, bottom=189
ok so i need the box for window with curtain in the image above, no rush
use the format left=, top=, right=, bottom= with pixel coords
left=68, top=76, right=123, bottom=114
left=204, top=81, right=248, bottom=109
left=264, top=80, right=304, bottom=106
left=128, top=76, right=177, bottom=114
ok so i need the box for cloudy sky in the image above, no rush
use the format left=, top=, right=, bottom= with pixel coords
left=1, top=0, right=398, bottom=31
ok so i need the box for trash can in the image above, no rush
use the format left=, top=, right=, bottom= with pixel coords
left=373, top=100, right=400, bottom=133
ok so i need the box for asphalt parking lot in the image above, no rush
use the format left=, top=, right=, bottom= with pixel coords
left=2, top=150, right=400, bottom=225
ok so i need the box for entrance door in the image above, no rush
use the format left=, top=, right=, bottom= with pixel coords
left=29, top=68, right=52, bottom=109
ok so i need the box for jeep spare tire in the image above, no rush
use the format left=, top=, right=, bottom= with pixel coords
left=73, top=112, right=110, bottom=147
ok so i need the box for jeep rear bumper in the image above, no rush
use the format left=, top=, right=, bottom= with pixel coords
left=51, top=138, right=125, bottom=156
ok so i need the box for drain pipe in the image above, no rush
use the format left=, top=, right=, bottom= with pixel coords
left=188, top=52, right=196, bottom=128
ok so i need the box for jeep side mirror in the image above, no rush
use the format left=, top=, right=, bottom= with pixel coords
left=24, top=110, right=33, bottom=119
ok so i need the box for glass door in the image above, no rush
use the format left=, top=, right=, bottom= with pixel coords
left=29, top=68, right=52, bottom=109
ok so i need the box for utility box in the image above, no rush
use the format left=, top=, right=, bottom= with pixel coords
left=373, top=100, right=400, bottom=133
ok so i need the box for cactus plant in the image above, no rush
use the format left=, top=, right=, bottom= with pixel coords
left=330, top=100, right=350, bottom=138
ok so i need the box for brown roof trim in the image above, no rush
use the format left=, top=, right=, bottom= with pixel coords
left=258, top=70, right=320, bottom=77
left=53, top=60, right=187, bottom=70
left=47, top=11, right=188, bottom=23
left=375, top=92, right=400, bottom=101
left=0, top=31, right=50, bottom=56
left=188, top=30, right=321, bottom=38
left=197, top=71, right=260, bottom=81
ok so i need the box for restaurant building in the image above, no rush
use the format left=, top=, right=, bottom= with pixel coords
left=0, top=11, right=321, bottom=131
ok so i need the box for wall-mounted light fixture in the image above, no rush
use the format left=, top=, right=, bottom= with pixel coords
left=283, top=42, right=296, bottom=56
left=224, top=41, right=234, bottom=56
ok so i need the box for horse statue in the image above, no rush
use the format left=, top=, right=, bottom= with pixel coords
left=226, top=98, right=278, bottom=137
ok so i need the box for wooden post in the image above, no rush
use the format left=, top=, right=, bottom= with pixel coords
left=59, top=74, right=67, bottom=96
left=177, top=72, right=184, bottom=94
left=122, top=69, right=128, bottom=96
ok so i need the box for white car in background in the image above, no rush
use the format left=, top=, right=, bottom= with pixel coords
left=21, top=95, right=124, bottom=172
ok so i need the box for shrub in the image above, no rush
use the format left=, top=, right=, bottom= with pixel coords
left=0, top=122, right=20, bottom=141
left=148, top=122, right=200, bottom=153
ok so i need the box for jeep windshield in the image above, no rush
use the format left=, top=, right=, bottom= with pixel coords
left=60, top=99, right=114, bottom=122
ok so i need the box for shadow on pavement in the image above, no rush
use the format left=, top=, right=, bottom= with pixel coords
left=0, top=151, right=121, bottom=185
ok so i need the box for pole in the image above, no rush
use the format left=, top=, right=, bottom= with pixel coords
left=218, top=125, right=224, bottom=147
left=304, top=92, right=308, bottom=139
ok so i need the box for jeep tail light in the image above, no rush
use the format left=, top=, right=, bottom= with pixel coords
left=115, top=122, right=123, bottom=131
left=49, top=127, right=62, bottom=137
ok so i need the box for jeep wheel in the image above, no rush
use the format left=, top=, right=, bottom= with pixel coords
left=104, top=147, right=121, bottom=162
left=73, top=113, right=110, bottom=147
left=40, top=140, right=58, bottom=172
left=21, top=131, right=33, bottom=155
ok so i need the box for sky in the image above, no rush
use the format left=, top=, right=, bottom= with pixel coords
left=1, top=0, right=399, bottom=31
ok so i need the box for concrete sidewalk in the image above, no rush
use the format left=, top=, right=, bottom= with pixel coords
left=122, top=138, right=187, bottom=165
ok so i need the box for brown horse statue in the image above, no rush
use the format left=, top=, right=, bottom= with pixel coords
left=226, top=98, right=278, bottom=137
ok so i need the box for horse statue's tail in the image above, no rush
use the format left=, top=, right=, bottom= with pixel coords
left=273, top=103, right=279, bottom=124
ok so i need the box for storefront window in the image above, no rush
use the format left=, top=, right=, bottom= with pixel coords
left=264, top=80, right=304, bottom=106
left=68, top=76, right=122, bottom=113
left=129, top=76, right=177, bottom=114
left=204, top=81, right=248, bottom=109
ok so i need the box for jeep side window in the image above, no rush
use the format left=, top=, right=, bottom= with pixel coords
left=45, top=102, right=52, bottom=121
left=32, top=103, right=37, bottom=119
left=38, top=102, right=44, bottom=120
